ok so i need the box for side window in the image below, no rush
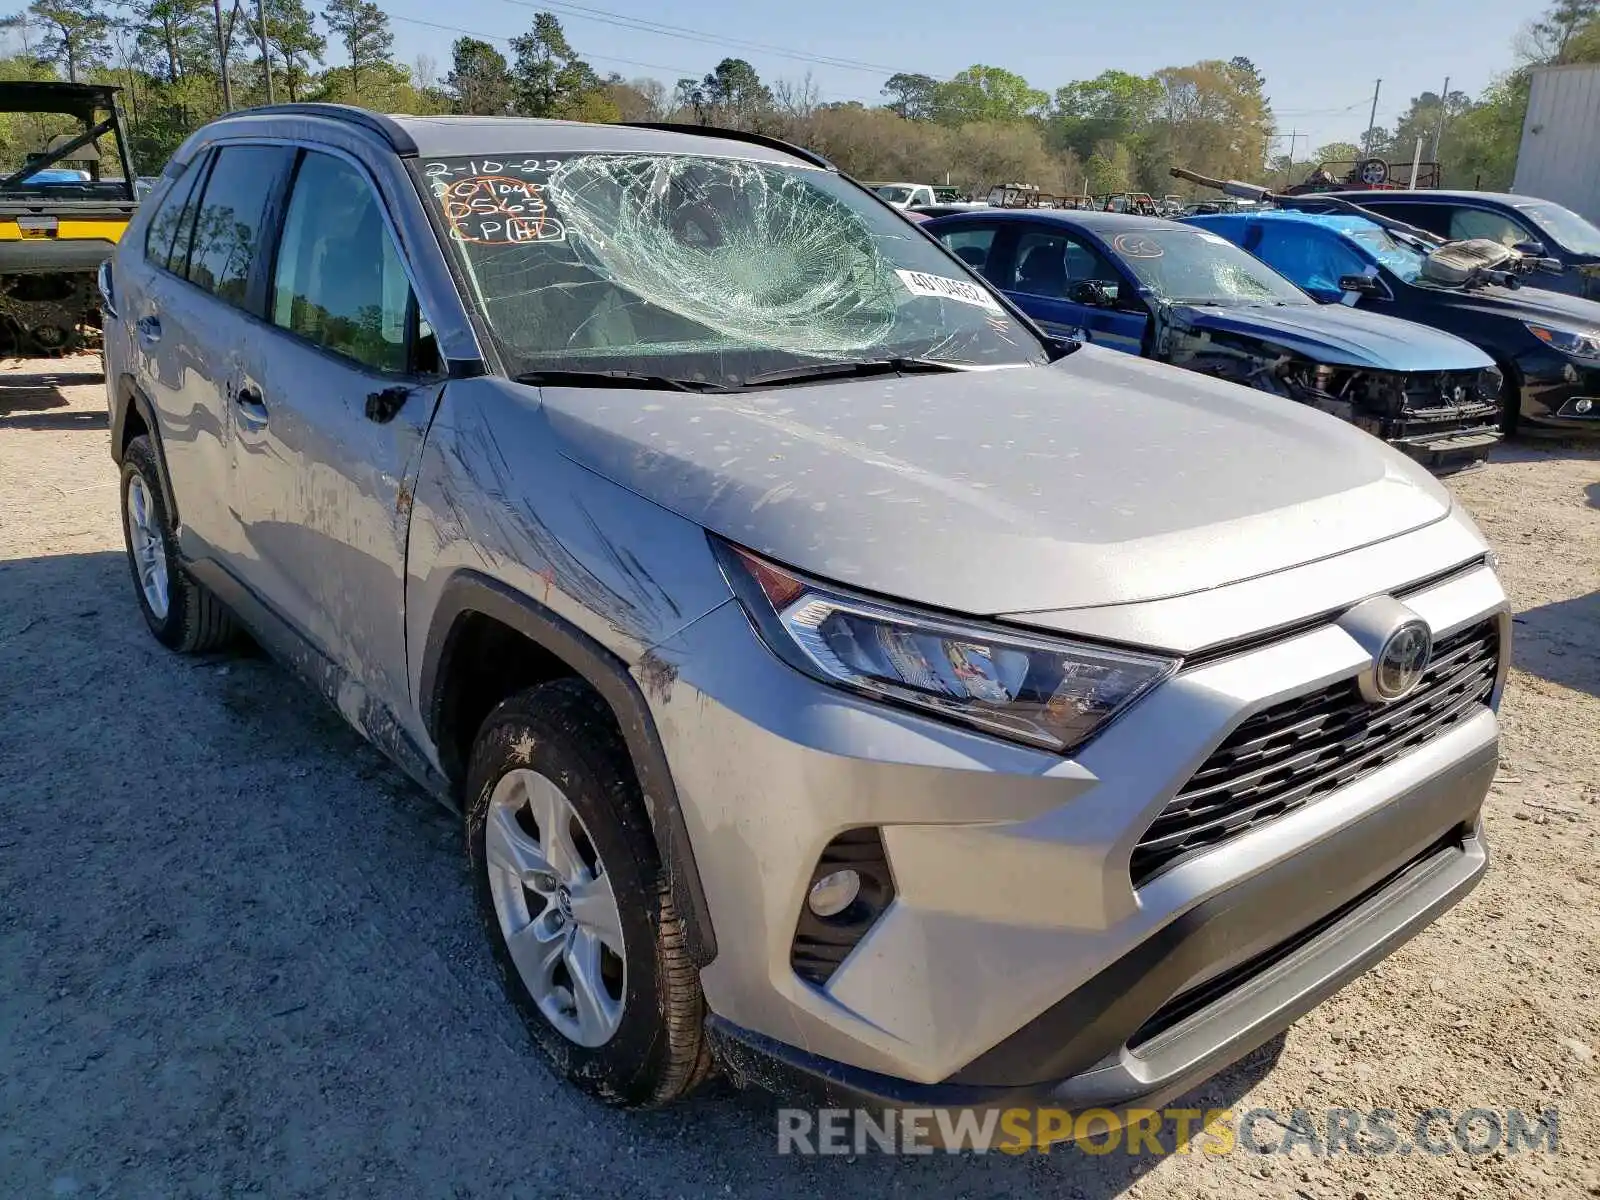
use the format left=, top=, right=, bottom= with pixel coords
left=1010, top=230, right=1117, bottom=300
left=270, top=150, right=417, bottom=374
left=186, top=144, right=295, bottom=308
left=1253, top=224, right=1366, bottom=296
left=1365, top=202, right=1452, bottom=239
left=1010, top=230, right=1071, bottom=297
left=936, top=226, right=998, bottom=277
left=1060, top=234, right=1122, bottom=301
left=1449, top=207, right=1534, bottom=248
left=143, top=154, right=205, bottom=272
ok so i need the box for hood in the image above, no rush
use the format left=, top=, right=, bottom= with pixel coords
left=1440, top=280, right=1600, bottom=327
left=1173, top=302, right=1494, bottom=372
left=538, top=347, right=1453, bottom=615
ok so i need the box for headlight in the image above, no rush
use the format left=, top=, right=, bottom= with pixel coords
left=714, top=541, right=1178, bottom=752
left=1525, top=322, right=1600, bottom=360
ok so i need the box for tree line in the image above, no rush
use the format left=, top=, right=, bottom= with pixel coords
left=0, top=0, right=1593, bottom=193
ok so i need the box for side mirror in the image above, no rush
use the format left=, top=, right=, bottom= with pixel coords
left=1068, top=280, right=1115, bottom=307
left=1338, top=274, right=1381, bottom=296
left=1512, top=240, right=1548, bottom=258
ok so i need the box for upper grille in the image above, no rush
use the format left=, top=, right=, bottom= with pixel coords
left=1131, top=618, right=1499, bottom=886
left=1400, top=369, right=1496, bottom=418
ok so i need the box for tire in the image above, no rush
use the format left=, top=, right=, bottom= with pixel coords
left=465, top=678, right=711, bottom=1108
left=119, top=435, right=236, bottom=653
left=1494, top=362, right=1521, bottom=437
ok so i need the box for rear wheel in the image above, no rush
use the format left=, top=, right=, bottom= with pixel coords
left=119, top=435, right=236, bottom=653
left=466, top=679, right=711, bottom=1107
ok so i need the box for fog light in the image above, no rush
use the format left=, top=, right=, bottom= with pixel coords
left=807, top=869, right=861, bottom=918
left=1576, top=397, right=1594, bottom=414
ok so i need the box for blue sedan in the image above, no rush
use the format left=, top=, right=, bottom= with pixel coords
left=922, top=209, right=1505, bottom=468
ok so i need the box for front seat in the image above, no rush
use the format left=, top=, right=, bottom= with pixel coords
left=1016, top=244, right=1067, bottom=296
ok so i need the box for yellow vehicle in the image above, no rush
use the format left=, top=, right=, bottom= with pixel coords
left=0, top=82, right=137, bottom=354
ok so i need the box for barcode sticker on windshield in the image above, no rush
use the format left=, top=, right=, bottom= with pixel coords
left=896, top=269, right=1003, bottom=312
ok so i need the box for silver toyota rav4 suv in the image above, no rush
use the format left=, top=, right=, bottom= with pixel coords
left=100, top=106, right=1508, bottom=1120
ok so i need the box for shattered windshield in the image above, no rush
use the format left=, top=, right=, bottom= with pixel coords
left=1515, top=201, right=1600, bottom=255
left=419, top=153, right=1045, bottom=383
left=1109, top=227, right=1312, bottom=306
left=1340, top=225, right=1426, bottom=284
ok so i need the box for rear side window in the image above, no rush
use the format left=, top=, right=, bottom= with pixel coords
left=185, top=144, right=295, bottom=307
left=270, top=150, right=415, bottom=373
left=143, top=155, right=207, bottom=274
left=1363, top=202, right=1452, bottom=239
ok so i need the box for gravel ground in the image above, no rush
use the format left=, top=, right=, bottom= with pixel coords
left=1, top=355, right=1597, bottom=1199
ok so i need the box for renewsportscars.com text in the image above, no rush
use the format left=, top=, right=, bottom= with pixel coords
left=776, top=1106, right=1560, bottom=1156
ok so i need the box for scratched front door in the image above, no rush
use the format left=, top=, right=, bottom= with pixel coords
left=227, top=148, right=446, bottom=716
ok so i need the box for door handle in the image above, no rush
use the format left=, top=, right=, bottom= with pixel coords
left=136, top=315, right=161, bottom=344
left=234, top=383, right=268, bottom=429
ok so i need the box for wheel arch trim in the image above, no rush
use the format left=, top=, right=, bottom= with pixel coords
left=419, top=569, right=718, bottom=967
left=110, top=374, right=180, bottom=523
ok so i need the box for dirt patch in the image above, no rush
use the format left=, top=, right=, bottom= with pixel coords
left=1, top=358, right=1596, bottom=1198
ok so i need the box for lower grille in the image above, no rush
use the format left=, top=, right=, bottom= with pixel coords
left=1131, top=618, right=1499, bottom=885
left=1129, top=825, right=1470, bottom=1049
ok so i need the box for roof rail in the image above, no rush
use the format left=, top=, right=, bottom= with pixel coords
left=226, top=103, right=418, bottom=156
left=1271, top=193, right=1446, bottom=245
left=619, top=122, right=834, bottom=171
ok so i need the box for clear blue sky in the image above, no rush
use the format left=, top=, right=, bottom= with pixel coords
left=382, top=0, right=1548, bottom=153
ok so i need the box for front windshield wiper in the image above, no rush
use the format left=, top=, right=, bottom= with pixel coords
left=514, top=368, right=731, bottom=394
left=737, top=357, right=967, bottom=389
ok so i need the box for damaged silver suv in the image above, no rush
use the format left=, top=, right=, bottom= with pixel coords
left=100, top=107, right=1509, bottom=1120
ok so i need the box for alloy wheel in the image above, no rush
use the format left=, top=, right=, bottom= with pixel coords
left=484, top=768, right=627, bottom=1047
left=125, top=473, right=170, bottom=620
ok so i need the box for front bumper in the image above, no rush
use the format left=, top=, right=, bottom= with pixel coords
left=712, top=816, right=1485, bottom=1117
left=1384, top=423, right=1501, bottom=471
left=0, top=236, right=120, bottom=274
left=1515, top=352, right=1600, bottom=432
left=643, top=532, right=1508, bottom=1093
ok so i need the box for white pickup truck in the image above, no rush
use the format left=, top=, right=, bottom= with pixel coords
left=872, top=182, right=936, bottom=208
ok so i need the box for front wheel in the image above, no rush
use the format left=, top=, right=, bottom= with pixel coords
left=465, top=679, right=711, bottom=1107
left=1493, top=363, right=1521, bottom=437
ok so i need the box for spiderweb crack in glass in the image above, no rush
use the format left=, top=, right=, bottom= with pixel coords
left=423, top=151, right=1043, bottom=379
left=545, top=154, right=901, bottom=356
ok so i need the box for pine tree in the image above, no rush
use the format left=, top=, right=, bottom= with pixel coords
left=321, top=0, right=389, bottom=104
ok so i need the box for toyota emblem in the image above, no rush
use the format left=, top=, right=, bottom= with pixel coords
left=1373, top=620, right=1433, bottom=701
left=1339, top=597, right=1434, bottom=706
